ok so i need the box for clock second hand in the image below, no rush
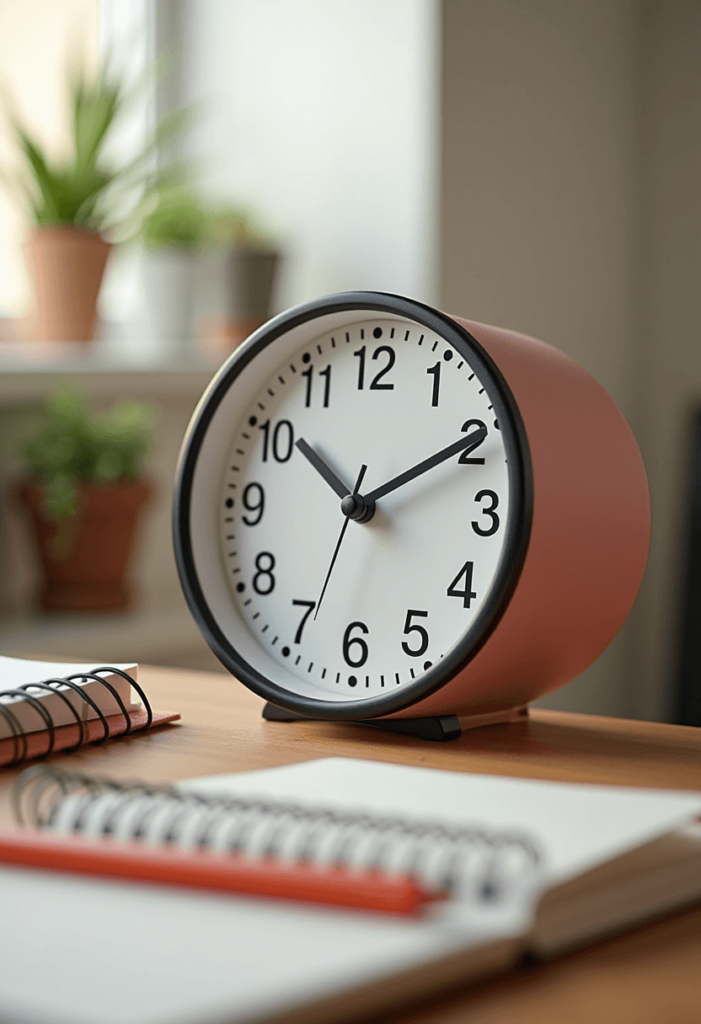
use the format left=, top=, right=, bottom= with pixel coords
left=313, top=463, right=368, bottom=621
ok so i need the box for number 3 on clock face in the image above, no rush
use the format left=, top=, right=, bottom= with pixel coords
left=174, top=292, right=650, bottom=722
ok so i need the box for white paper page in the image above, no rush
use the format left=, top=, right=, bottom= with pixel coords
left=0, top=864, right=524, bottom=1024
left=0, top=656, right=139, bottom=738
left=181, top=757, right=701, bottom=885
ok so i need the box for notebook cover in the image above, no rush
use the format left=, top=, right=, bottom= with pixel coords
left=0, top=707, right=180, bottom=766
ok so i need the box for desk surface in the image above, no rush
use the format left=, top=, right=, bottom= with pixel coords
left=2, top=665, right=701, bottom=1023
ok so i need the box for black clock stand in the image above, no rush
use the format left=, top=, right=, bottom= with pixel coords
left=262, top=703, right=528, bottom=743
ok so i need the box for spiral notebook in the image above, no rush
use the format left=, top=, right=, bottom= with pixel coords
left=2, top=758, right=701, bottom=1024
left=0, top=655, right=179, bottom=765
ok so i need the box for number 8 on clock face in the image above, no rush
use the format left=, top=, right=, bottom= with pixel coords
left=175, top=292, right=650, bottom=722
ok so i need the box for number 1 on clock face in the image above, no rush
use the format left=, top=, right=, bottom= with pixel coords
left=220, top=318, right=509, bottom=697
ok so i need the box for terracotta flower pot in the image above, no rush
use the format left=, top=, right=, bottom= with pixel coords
left=23, top=226, right=112, bottom=342
left=19, top=479, right=151, bottom=613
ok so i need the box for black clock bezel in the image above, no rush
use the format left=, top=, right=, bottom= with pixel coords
left=173, top=291, right=533, bottom=719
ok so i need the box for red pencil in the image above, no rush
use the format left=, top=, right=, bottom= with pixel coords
left=0, top=831, right=442, bottom=916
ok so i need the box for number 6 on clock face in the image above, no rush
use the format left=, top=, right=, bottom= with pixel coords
left=174, top=292, right=650, bottom=722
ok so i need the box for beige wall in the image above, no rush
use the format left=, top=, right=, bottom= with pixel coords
left=442, top=0, right=701, bottom=721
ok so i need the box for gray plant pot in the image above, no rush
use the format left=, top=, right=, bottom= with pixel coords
left=225, top=247, right=280, bottom=326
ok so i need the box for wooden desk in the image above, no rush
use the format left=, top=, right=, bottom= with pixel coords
left=2, top=665, right=701, bottom=1024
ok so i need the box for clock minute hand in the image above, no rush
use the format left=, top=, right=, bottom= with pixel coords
left=363, top=425, right=488, bottom=505
left=296, top=439, right=350, bottom=500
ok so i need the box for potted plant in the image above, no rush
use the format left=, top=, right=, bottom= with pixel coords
left=140, top=185, right=206, bottom=348
left=18, top=389, right=154, bottom=613
left=204, top=206, right=281, bottom=348
left=2, top=57, right=181, bottom=342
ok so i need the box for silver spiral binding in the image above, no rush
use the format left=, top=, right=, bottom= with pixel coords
left=0, top=668, right=152, bottom=766
left=13, top=765, right=541, bottom=901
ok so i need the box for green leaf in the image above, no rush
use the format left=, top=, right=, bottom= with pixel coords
left=72, top=70, right=122, bottom=174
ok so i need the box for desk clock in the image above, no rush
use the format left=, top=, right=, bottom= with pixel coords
left=174, top=292, right=650, bottom=739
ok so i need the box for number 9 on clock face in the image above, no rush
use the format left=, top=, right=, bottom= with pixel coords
left=174, top=292, right=532, bottom=720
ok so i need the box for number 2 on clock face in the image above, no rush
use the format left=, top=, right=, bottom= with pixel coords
left=220, top=318, right=510, bottom=696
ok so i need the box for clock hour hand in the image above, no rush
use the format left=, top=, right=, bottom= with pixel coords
left=342, top=424, right=487, bottom=523
left=296, top=439, right=350, bottom=500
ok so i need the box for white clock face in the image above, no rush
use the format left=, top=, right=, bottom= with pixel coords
left=215, top=314, right=511, bottom=703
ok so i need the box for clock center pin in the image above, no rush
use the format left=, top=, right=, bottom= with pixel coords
left=340, top=493, right=375, bottom=523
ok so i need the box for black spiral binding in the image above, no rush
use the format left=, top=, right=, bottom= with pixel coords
left=13, top=765, right=541, bottom=900
left=0, top=668, right=152, bottom=766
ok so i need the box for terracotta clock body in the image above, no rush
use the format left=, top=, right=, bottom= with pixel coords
left=174, top=292, right=650, bottom=721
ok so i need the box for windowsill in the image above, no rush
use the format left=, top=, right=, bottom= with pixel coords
left=0, top=334, right=225, bottom=401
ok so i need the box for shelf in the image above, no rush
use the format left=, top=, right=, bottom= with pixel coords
left=0, top=336, right=226, bottom=403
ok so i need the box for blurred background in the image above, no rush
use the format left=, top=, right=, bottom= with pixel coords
left=0, top=0, right=699, bottom=726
